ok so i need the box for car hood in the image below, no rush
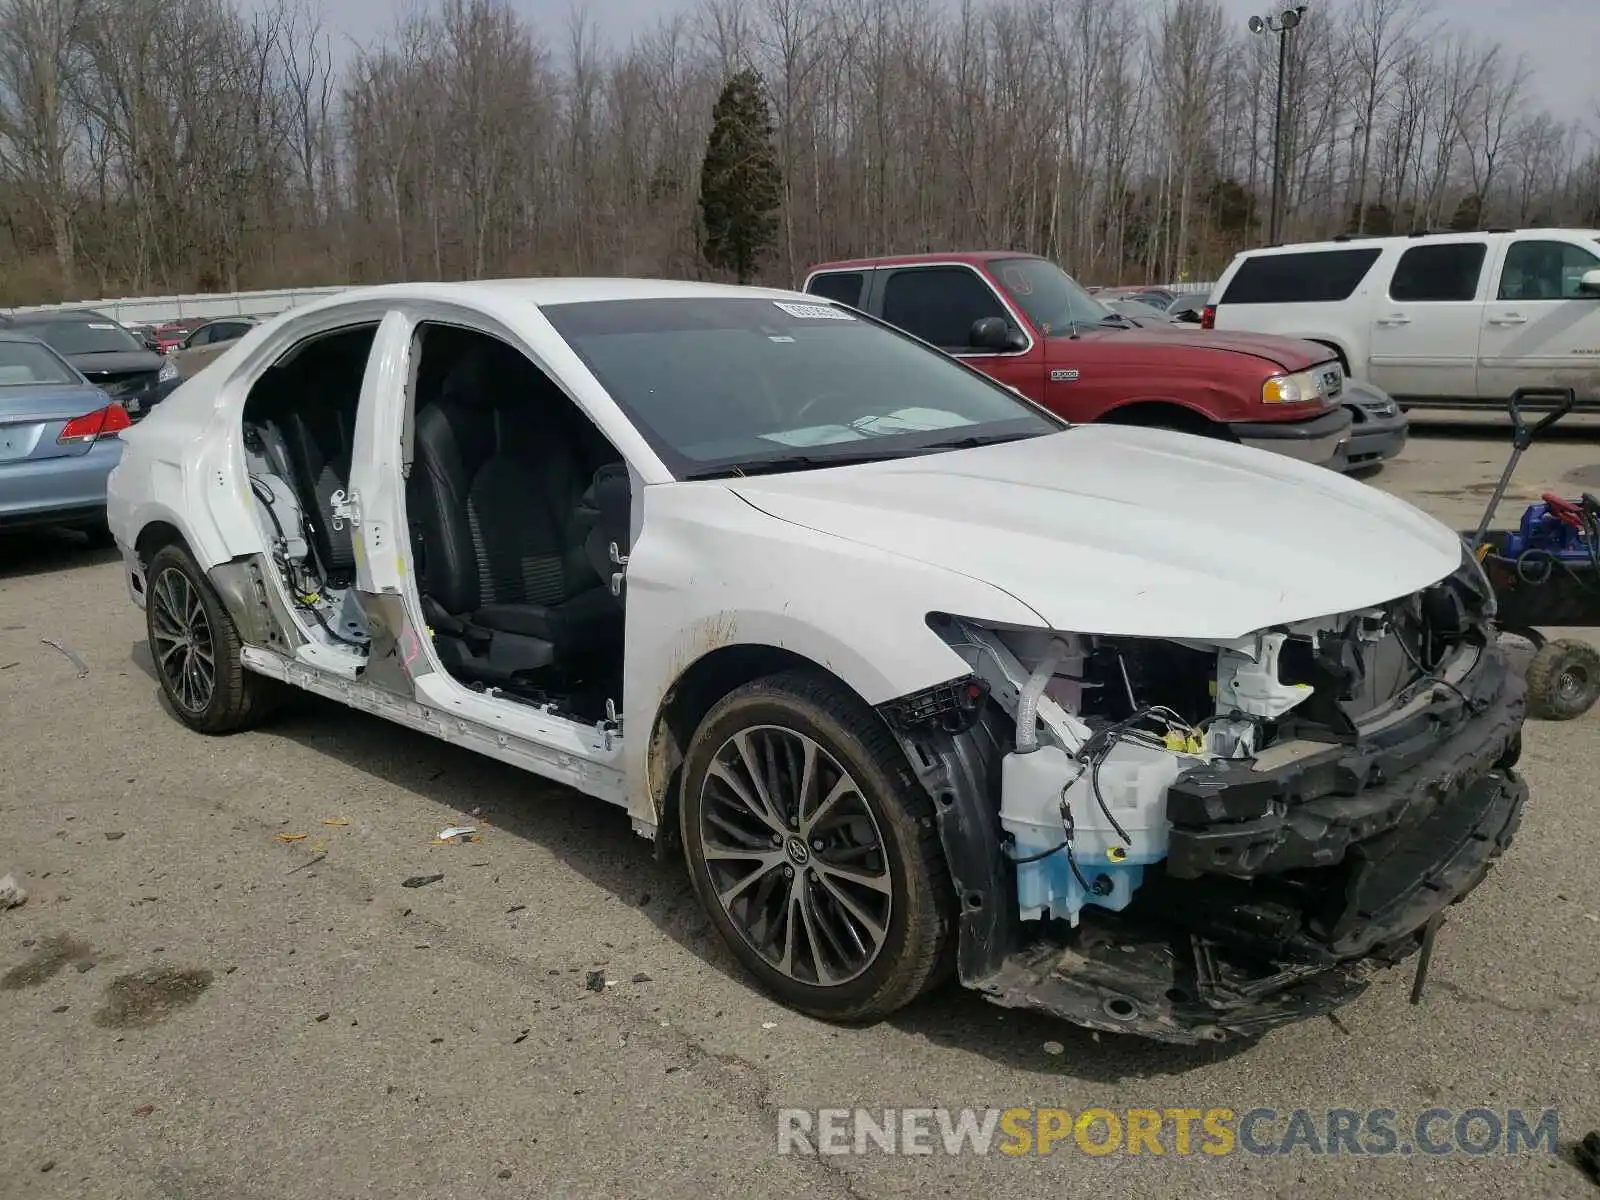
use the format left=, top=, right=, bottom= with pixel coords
left=725, top=426, right=1462, bottom=642
left=1062, top=328, right=1333, bottom=372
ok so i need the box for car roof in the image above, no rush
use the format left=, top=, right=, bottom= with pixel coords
left=1234, top=228, right=1600, bottom=258
left=289, top=278, right=822, bottom=319
left=6, top=308, right=115, bottom=324
left=0, top=329, right=52, bottom=344
left=805, top=251, right=1041, bottom=273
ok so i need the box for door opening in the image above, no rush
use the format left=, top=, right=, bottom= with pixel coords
left=402, top=322, right=630, bottom=725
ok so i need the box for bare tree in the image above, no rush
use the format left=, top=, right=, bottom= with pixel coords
left=1, top=0, right=1595, bottom=306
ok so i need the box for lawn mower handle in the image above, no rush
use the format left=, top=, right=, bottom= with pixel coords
left=1508, top=386, right=1577, bottom=450
left=1470, top=387, right=1579, bottom=551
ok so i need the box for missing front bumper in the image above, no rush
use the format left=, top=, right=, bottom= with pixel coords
left=973, top=766, right=1524, bottom=1043
left=962, top=642, right=1528, bottom=1044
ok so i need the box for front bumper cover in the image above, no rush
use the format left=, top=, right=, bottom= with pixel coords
left=962, top=642, right=1528, bottom=1044
left=1229, top=406, right=1354, bottom=467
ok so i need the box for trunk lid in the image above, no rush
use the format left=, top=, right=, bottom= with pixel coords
left=65, top=350, right=164, bottom=400
left=0, top=383, right=115, bottom=463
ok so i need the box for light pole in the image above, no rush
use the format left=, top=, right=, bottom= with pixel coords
left=1248, top=5, right=1307, bottom=245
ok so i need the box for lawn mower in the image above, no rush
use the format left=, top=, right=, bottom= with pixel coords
left=1468, top=386, right=1600, bottom=720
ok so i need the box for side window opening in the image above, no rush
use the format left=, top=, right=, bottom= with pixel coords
left=404, top=322, right=628, bottom=725
left=239, top=322, right=381, bottom=658
left=1219, top=248, right=1382, bottom=304
left=881, top=266, right=1010, bottom=352
left=805, top=271, right=866, bottom=307
left=1388, top=243, right=1488, bottom=303
left=1497, top=240, right=1600, bottom=301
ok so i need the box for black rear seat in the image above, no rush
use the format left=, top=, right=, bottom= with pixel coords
left=252, top=336, right=368, bottom=588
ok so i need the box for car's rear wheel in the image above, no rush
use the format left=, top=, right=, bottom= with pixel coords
left=679, top=670, right=953, bottom=1022
left=145, top=543, right=281, bottom=734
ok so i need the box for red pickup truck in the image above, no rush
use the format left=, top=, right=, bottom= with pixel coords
left=802, top=252, right=1354, bottom=466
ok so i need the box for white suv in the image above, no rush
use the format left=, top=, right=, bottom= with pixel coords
left=1206, top=229, right=1600, bottom=408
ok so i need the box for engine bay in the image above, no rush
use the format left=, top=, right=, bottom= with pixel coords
left=889, top=549, right=1525, bottom=1042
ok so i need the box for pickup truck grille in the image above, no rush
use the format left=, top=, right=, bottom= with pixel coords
left=1318, top=366, right=1344, bottom=400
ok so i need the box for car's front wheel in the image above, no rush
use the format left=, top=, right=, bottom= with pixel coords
left=679, top=670, right=953, bottom=1022
left=145, top=543, right=281, bottom=734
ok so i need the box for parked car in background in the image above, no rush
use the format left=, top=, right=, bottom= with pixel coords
left=1098, top=285, right=1179, bottom=311
left=1082, top=295, right=1407, bottom=471
left=803, top=252, right=1353, bottom=467
left=106, top=277, right=1525, bottom=1044
left=168, top=316, right=260, bottom=378
left=1206, top=228, right=1600, bottom=409
left=151, top=321, right=197, bottom=355
left=1167, top=295, right=1207, bottom=324
left=1337, top=378, right=1409, bottom=471
left=0, top=308, right=179, bottom=420
left=0, top=331, right=129, bottom=542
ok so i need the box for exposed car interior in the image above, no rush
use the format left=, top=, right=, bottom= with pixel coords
left=240, top=323, right=376, bottom=657
left=238, top=320, right=630, bottom=725
left=404, top=323, right=630, bottom=721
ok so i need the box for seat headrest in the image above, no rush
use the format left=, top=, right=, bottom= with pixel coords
left=439, top=348, right=495, bottom=409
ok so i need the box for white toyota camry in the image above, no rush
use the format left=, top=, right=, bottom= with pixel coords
left=106, top=278, right=1526, bottom=1043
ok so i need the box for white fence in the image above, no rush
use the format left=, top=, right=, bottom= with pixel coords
left=1, top=285, right=351, bottom=326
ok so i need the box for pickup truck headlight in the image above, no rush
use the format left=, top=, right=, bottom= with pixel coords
left=1262, top=373, right=1307, bottom=404
left=1261, top=367, right=1331, bottom=405
left=157, top=359, right=179, bottom=384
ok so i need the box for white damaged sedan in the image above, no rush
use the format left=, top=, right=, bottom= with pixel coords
left=106, top=279, right=1525, bottom=1043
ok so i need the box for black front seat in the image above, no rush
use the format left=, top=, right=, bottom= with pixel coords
left=409, top=348, right=622, bottom=685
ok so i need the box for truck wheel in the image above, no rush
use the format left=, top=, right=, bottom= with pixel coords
left=1525, top=638, right=1600, bottom=721
left=145, top=543, right=282, bottom=734
left=678, top=670, right=954, bottom=1022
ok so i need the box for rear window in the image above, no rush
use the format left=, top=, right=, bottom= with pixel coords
left=18, top=316, right=143, bottom=355
left=1390, top=242, right=1487, bottom=302
left=0, top=339, right=78, bottom=386
left=805, top=271, right=866, bottom=307
left=1219, top=248, right=1382, bottom=304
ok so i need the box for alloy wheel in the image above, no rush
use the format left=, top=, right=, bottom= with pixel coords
left=150, top=566, right=216, bottom=713
left=698, top=725, right=893, bottom=986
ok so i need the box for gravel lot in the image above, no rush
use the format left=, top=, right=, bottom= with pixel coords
left=2, top=422, right=1597, bottom=1199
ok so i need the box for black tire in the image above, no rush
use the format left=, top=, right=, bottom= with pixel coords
left=145, top=543, right=282, bottom=734
left=1525, top=638, right=1600, bottom=721
left=678, top=669, right=954, bottom=1022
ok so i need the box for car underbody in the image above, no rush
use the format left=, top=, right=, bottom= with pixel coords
left=878, top=550, right=1525, bottom=1044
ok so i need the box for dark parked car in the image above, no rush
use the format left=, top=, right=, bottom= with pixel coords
left=0, top=308, right=180, bottom=420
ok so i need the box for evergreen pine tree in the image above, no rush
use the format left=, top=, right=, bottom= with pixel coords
left=698, top=69, right=781, bottom=284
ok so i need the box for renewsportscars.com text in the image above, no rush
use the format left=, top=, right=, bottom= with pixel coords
left=776, top=1106, right=1562, bottom=1157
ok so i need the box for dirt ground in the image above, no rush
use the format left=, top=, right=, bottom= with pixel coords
left=1, top=420, right=1597, bottom=1199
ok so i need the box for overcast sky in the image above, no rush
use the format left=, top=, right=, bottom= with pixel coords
left=313, top=0, right=1598, bottom=122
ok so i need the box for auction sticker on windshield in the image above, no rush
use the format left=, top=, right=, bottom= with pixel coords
left=772, top=301, right=854, bottom=320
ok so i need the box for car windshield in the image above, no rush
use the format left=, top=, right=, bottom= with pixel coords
left=0, top=339, right=79, bottom=386
left=541, top=296, right=1064, bottom=477
left=22, top=316, right=143, bottom=355
left=989, top=257, right=1117, bottom=335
